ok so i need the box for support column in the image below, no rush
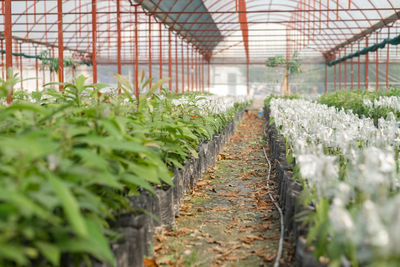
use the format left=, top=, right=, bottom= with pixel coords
left=148, top=15, right=152, bottom=88
left=386, top=29, right=390, bottom=89
left=324, top=64, right=327, bottom=93
left=208, top=61, right=210, bottom=92
left=338, top=51, right=342, bottom=91
left=350, top=45, right=354, bottom=90
left=57, top=0, right=64, bottom=90
left=191, top=48, right=194, bottom=91
left=175, top=35, right=178, bottom=93
left=91, top=0, right=97, bottom=84
left=181, top=40, right=184, bottom=93
left=357, top=42, right=361, bottom=89
left=5, top=0, right=12, bottom=75
left=246, top=62, right=249, bottom=95
left=344, top=49, right=347, bottom=89
left=334, top=64, right=337, bottom=91
left=186, top=43, right=189, bottom=92
left=168, top=29, right=172, bottom=92
left=365, top=37, right=369, bottom=90
left=134, top=5, right=139, bottom=98
left=35, top=47, right=39, bottom=91
left=376, top=33, right=379, bottom=91
left=195, top=51, right=198, bottom=91
left=0, top=40, right=4, bottom=79
left=19, top=43, right=22, bottom=89
left=159, top=23, right=162, bottom=82
left=117, top=0, right=121, bottom=93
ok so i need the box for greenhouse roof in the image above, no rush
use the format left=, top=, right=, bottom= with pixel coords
left=134, top=0, right=223, bottom=55
left=0, top=0, right=399, bottom=65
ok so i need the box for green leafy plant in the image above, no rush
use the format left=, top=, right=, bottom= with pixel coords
left=0, top=70, right=249, bottom=266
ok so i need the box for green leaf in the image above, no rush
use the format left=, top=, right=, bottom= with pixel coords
left=74, top=75, right=87, bottom=92
left=35, top=241, right=60, bottom=266
left=147, top=78, right=170, bottom=98
left=6, top=102, right=47, bottom=114
left=0, top=188, right=56, bottom=222
left=0, top=243, right=29, bottom=265
left=47, top=173, right=88, bottom=238
left=121, top=174, right=155, bottom=194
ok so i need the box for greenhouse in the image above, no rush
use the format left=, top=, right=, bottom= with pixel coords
left=1, top=0, right=400, bottom=266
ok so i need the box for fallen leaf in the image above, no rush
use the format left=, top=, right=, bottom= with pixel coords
left=196, top=180, right=211, bottom=187
left=144, top=258, right=158, bottom=267
left=263, top=253, right=276, bottom=262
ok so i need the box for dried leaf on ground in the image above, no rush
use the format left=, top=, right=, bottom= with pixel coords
left=144, top=258, right=158, bottom=267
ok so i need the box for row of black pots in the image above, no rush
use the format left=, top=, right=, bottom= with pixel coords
left=263, top=107, right=325, bottom=267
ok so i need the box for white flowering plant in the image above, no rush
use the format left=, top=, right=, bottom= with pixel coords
left=269, top=97, right=400, bottom=266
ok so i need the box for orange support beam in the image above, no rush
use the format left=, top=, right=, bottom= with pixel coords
left=4, top=0, right=12, bottom=75
left=148, top=15, right=152, bottom=88
left=58, top=0, right=64, bottom=90
left=168, top=29, right=172, bottom=92
left=91, top=0, right=97, bottom=84
left=237, top=0, right=250, bottom=95
left=134, top=5, right=139, bottom=98
left=117, top=0, right=121, bottom=94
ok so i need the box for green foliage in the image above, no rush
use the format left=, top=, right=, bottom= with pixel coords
left=264, top=93, right=300, bottom=109
left=0, top=71, right=249, bottom=266
left=318, top=89, right=400, bottom=122
left=0, top=68, right=19, bottom=98
left=40, top=50, right=78, bottom=73
left=266, top=52, right=302, bottom=75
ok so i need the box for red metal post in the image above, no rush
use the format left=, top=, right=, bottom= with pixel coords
left=19, top=43, right=22, bottom=89
left=246, top=61, right=249, bottom=95
left=191, top=48, right=194, bottom=91
left=134, top=5, right=139, bottom=98
left=4, top=0, right=12, bottom=76
left=187, top=43, right=189, bottom=92
left=334, top=64, right=337, bottom=91
left=159, top=23, right=162, bottom=82
left=195, top=51, right=198, bottom=91
left=168, top=29, right=172, bottom=92
left=365, top=37, right=369, bottom=90
left=202, top=59, right=205, bottom=92
left=181, top=40, right=185, bottom=93
left=386, top=29, right=390, bottom=89
left=1, top=40, right=4, bottom=79
left=117, top=0, right=121, bottom=93
left=324, top=63, right=327, bottom=93
left=91, top=0, right=97, bottom=84
left=339, top=61, right=341, bottom=91
left=58, top=0, right=64, bottom=90
left=344, top=49, right=347, bottom=89
left=358, top=43, right=361, bottom=89
left=175, top=35, right=178, bottom=93
left=350, top=45, right=354, bottom=90
left=148, top=15, right=152, bottom=88
left=376, top=33, right=379, bottom=91
left=35, top=47, right=39, bottom=91
left=208, top=61, right=210, bottom=92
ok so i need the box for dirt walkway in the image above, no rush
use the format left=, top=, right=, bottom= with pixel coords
left=150, top=111, right=294, bottom=267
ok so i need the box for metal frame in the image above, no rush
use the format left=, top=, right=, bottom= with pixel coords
left=1, top=0, right=400, bottom=98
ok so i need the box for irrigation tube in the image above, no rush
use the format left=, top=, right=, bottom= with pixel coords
left=263, top=126, right=284, bottom=267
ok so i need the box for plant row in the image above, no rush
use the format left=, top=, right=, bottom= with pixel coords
left=318, top=89, right=400, bottom=123
left=0, top=72, right=250, bottom=266
left=268, top=98, right=400, bottom=266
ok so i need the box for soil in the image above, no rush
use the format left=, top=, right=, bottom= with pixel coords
left=147, top=111, right=295, bottom=267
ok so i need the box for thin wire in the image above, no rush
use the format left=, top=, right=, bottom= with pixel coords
left=263, top=125, right=284, bottom=267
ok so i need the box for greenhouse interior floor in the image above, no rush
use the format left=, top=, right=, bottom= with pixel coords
left=147, top=111, right=294, bottom=266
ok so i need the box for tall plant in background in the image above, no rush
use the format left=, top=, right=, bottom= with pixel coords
left=266, top=52, right=302, bottom=95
